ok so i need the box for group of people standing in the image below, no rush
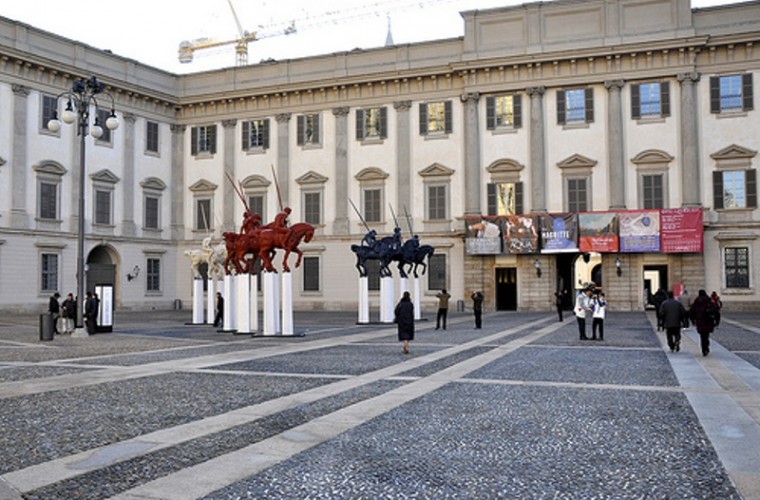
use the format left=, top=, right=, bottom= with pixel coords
left=573, top=287, right=607, bottom=341
left=47, top=291, right=100, bottom=335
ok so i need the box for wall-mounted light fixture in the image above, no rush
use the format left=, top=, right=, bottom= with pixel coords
left=534, top=258, right=542, bottom=278
left=127, top=265, right=140, bottom=281
left=615, top=257, right=622, bottom=277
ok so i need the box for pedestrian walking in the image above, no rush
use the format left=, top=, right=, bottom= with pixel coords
left=85, top=291, right=98, bottom=335
left=652, top=288, right=667, bottom=331
left=554, top=289, right=567, bottom=322
left=394, top=291, right=414, bottom=354
left=710, top=291, right=723, bottom=326
left=678, top=288, right=691, bottom=328
left=435, top=289, right=451, bottom=330
left=213, top=292, right=224, bottom=328
left=574, top=288, right=593, bottom=340
left=690, top=289, right=716, bottom=356
left=471, top=291, right=484, bottom=329
left=61, top=293, right=76, bottom=334
left=48, top=292, right=61, bottom=335
left=591, top=292, right=606, bottom=341
left=660, top=291, right=686, bottom=352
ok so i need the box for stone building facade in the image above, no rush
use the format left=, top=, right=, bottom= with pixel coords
left=1, top=0, right=759, bottom=314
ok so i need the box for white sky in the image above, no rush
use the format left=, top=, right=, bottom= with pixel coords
left=1, top=0, right=739, bottom=74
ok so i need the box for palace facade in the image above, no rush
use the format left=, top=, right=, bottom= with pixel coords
left=1, top=0, right=760, bottom=314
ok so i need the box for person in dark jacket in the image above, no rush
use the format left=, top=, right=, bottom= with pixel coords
left=394, top=291, right=415, bottom=354
left=652, top=288, right=667, bottom=330
left=659, top=291, right=686, bottom=352
left=84, top=291, right=98, bottom=335
left=471, top=291, right=484, bottom=329
left=690, top=289, right=714, bottom=356
left=213, top=292, right=224, bottom=328
left=61, top=293, right=76, bottom=334
left=48, top=292, right=61, bottom=334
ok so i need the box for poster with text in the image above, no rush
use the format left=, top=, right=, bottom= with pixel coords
left=661, top=207, right=704, bottom=253
left=503, top=215, right=539, bottom=254
left=619, top=210, right=660, bottom=252
left=540, top=213, right=579, bottom=253
left=578, top=212, right=619, bottom=253
left=465, top=217, right=503, bottom=254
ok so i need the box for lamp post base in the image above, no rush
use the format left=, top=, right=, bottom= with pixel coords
left=71, top=327, right=89, bottom=338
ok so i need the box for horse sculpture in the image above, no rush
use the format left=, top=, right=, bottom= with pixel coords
left=257, top=222, right=314, bottom=273
left=407, top=244, right=435, bottom=278
left=223, top=231, right=264, bottom=275
left=350, top=232, right=400, bottom=278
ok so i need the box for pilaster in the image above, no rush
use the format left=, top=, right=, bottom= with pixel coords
left=394, top=101, right=412, bottom=226
left=678, top=72, right=701, bottom=207
left=121, top=112, right=137, bottom=236
left=222, top=119, right=237, bottom=231
left=275, top=113, right=292, bottom=208
left=461, top=92, right=481, bottom=216
left=10, top=84, right=29, bottom=229
left=170, top=124, right=186, bottom=240
left=604, top=80, right=626, bottom=210
left=332, top=107, right=350, bottom=234
left=527, top=86, right=547, bottom=213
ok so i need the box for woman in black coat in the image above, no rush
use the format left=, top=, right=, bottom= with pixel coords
left=394, top=291, right=415, bottom=354
left=690, top=289, right=714, bottom=356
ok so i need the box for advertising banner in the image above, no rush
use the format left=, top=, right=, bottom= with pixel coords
left=465, top=217, right=502, bottom=255
left=578, top=213, right=619, bottom=253
left=660, top=207, right=704, bottom=253
left=503, top=215, right=539, bottom=254
left=619, top=210, right=660, bottom=252
left=540, top=213, right=578, bottom=253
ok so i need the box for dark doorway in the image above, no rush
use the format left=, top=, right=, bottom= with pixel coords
left=555, top=254, right=575, bottom=310
left=495, top=267, right=517, bottom=310
left=643, top=265, right=668, bottom=306
left=87, top=246, right=116, bottom=295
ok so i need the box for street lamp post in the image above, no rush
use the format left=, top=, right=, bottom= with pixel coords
left=48, top=76, right=119, bottom=337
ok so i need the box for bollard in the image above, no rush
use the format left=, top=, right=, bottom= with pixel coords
left=39, top=314, right=54, bottom=341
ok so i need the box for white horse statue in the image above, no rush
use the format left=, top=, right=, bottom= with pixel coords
left=184, top=236, right=227, bottom=280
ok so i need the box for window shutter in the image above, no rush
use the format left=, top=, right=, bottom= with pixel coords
left=487, top=183, right=496, bottom=215
left=557, top=91, right=566, bottom=125
left=747, top=169, right=757, bottom=208
left=661, top=82, right=671, bottom=117
left=209, top=125, right=217, bottom=154
left=713, top=171, right=724, bottom=209
left=379, top=107, right=388, bottom=138
left=297, top=115, right=305, bottom=145
left=262, top=119, right=270, bottom=149
left=742, top=73, right=753, bottom=111
left=355, top=109, right=364, bottom=140
left=513, top=94, right=522, bottom=129
left=585, top=88, right=594, bottom=122
left=486, top=96, right=496, bottom=130
left=710, top=76, right=721, bottom=114
left=241, top=121, right=250, bottom=150
left=515, top=182, right=524, bottom=214
left=444, top=100, right=453, bottom=134
left=419, top=103, right=428, bottom=135
left=631, top=84, right=641, bottom=120
left=312, top=114, right=320, bottom=143
left=191, top=127, right=198, bottom=155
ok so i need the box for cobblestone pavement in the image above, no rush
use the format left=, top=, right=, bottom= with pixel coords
left=0, top=308, right=759, bottom=499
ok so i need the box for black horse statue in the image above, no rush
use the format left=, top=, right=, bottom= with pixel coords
left=406, top=244, right=435, bottom=278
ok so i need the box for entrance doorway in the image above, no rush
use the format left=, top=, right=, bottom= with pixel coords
left=495, top=267, right=517, bottom=310
left=643, top=265, right=668, bottom=307
left=87, top=245, right=117, bottom=297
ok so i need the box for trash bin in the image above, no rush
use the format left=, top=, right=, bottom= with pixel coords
left=456, top=299, right=465, bottom=312
left=39, top=314, right=54, bottom=341
left=173, top=299, right=183, bottom=310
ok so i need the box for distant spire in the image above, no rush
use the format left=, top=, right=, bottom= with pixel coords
left=385, top=15, right=394, bottom=46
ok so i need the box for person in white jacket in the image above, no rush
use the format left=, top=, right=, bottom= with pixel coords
left=591, top=292, right=607, bottom=341
left=574, top=288, right=593, bottom=340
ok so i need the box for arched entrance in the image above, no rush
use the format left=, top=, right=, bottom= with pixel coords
left=87, top=245, right=118, bottom=300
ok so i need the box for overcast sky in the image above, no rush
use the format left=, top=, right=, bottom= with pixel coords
left=1, top=0, right=740, bottom=74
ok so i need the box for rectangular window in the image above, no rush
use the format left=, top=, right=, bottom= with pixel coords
left=39, top=181, right=58, bottom=220
left=419, top=101, right=453, bottom=135
left=567, top=178, right=588, bottom=212
left=41, top=253, right=58, bottom=292
left=297, top=114, right=320, bottom=146
left=303, top=256, right=320, bottom=292
left=242, top=119, right=270, bottom=150
left=642, top=174, right=664, bottom=209
left=146, top=258, right=161, bottom=292
left=247, top=195, right=265, bottom=222
left=486, top=95, right=522, bottom=129
left=356, top=108, right=388, bottom=140
left=714, top=170, right=757, bottom=209
left=632, top=82, right=671, bottom=119
left=145, top=196, right=159, bottom=229
left=96, top=108, right=112, bottom=143
left=191, top=125, right=217, bottom=155
left=41, top=95, right=58, bottom=131
left=95, top=190, right=111, bottom=225
left=487, top=182, right=523, bottom=215
left=363, top=188, right=382, bottom=223
left=639, top=83, right=661, bottom=116
left=725, top=247, right=750, bottom=288
left=146, top=121, right=159, bottom=153
left=710, top=74, right=753, bottom=113
left=304, top=192, right=322, bottom=225
left=428, top=253, right=446, bottom=291
left=427, top=185, right=447, bottom=220
left=557, top=88, right=594, bottom=125
left=196, top=199, right=212, bottom=231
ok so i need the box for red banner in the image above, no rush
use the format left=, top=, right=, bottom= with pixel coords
left=660, top=208, right=703, bottom=253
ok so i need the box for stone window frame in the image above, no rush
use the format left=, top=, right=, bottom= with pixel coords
left=557, top=154, right=596, bottom=212
left=190, top=124, right=217, bottom=157
left=189, top=179, right=218, bottom=233
left=296, top=171, right=328, bottom=227
left=241, top=118, right=270, bottom=152
left=241, top=175, right=271, bottom=223
left=296, top=113, right=322, bottom=148
left=419, top=100, right=453, bottom=137
left=632, top=149, right=673, bottom=209
left=90, top=169, right=120, bottom=231
left=36, top=242, right=65, bottom=295
left=715, top=232, right=756, bottom=294
left=355, top=167, right=389, bottom=225
left=143, top=249, right=166, bottom=295
left=33, top=161, right=67, bottom=228
left=419, top=163, right=454, bottom=232
left=39, top=93, right=60, bottom=136
left=301, top=252, right=323, bottom=294
left=486, top=159, right=525, bottom=215
left=710, top=73, right=753, bottom=116
left=145, top=120, right=160, bottom=156
left=140, top=177, right=166, bottom=233
left=630, top=81, right=671, bottom=121
left=485, top=94, right=523, bottom=132
left=710, top=144, right=757, bottom=211
left=427, top=251, right=447, bottom=293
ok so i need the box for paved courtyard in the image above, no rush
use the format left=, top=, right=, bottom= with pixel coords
left=0, top=307, right=759, bottom=499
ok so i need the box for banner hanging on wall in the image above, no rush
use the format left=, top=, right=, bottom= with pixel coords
left=619, top=210, right=660, bottom=252
left=578, top=212, right=619, bottom=253
left=660, top=207, right=704, bottom=253
left=503, top=215, right=539, bottom=254
left=540, top=213, right=579, bottom=253
left=464, top=217, right=503, bottom=255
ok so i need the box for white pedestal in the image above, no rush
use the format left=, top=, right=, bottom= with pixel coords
left=224, top=274, right=237, bottom=332
left=281, top=272, right=294, bottom=336
left=413, top=277, right=422, bottom=320
left=206, top=278, right=215, bottom=325
left=192, top=279, right=204, bottom=324
left=380, top=276, right=395, bottom=323
left=358, top=276, right=369, bottom=324
left=400, top=277, right=409, bottom=297
left=251, top=275, right=259, bottom=333
left=263, top=272, right=278, bottom=336
left=236, top=274, right=252, bottom=334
